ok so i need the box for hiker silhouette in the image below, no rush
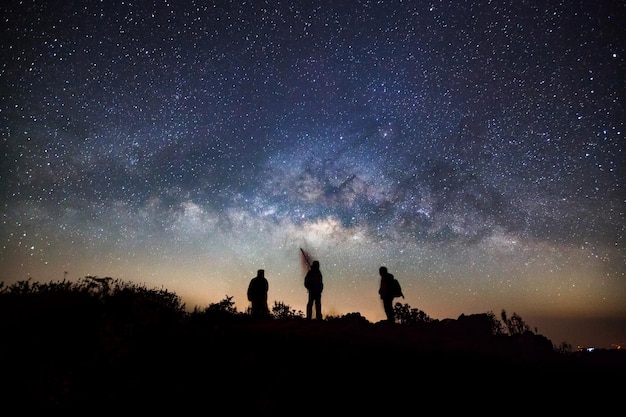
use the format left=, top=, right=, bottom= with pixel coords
left=247, top=269, right=269, bottom=317
left=378, top=266, right=395, bottom=322
left=304, top=260, right=323, bottom=321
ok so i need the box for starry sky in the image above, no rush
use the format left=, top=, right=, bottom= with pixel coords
left=1, top=0, right=624, bottom=349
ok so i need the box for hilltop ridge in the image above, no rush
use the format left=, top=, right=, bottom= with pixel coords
left=1, top=277, right=623, bottom=413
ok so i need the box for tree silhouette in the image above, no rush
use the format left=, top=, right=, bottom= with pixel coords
left=501, top=309, right=531, bottom=335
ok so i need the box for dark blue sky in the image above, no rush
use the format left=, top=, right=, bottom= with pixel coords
left=1, top=0, right=624, bottom=348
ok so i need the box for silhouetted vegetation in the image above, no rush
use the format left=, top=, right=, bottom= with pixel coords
left=0, top=276, right=622, bottom=413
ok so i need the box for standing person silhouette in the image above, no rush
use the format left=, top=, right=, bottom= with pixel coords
left=247, top=269, right=269, bottom=318
left=378, top=266, right=395, bottom=322
left=304, top=260, right=323, bottom=321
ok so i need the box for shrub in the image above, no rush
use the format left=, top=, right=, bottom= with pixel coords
left=393, top=302, right=434, bottom=325
left=271, top=301, right=304, bottom=319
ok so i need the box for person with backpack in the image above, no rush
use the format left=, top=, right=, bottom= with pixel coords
left=304, top=260, right=324, bottom=321
left=247, top=269, right=270, bottom=318
left=378, top=266, right=401, bottom=323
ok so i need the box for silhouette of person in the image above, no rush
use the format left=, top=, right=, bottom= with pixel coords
left=247, top=269, right=269, bottom=317
left=304, top=260, right=323, bottom=321
left=378, top=266, right=395, bottom=322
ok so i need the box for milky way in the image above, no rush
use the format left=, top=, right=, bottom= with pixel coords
left=1, top=1, right=624, bottom=348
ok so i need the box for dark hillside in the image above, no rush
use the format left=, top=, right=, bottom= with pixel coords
left=1, top=277, right=623, bottom=413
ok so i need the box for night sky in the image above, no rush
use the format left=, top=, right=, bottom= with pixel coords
left=1, top=1, right=624, bottom=349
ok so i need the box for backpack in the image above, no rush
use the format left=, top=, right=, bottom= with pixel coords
left=390, top=277, right=404, bottom=298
